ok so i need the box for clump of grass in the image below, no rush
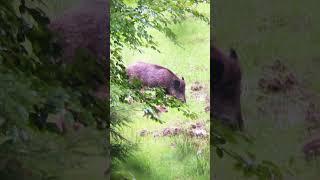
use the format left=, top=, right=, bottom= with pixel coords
left=173, top=134, right=210, bottom=178
left=173, top=135, right=199, bottom=159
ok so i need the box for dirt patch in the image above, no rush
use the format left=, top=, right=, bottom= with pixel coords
left=191, top=81, right=203, bottom=91
left=302, top=105, right=320, bottom=161
left=138, top=121, right=208, bottom=139
left=257, top=60, right=320, bottom=122
left=190, top=81, right=210, bottom=113
left=302, top=137, right=320, bottom=161
left=257, top=60, right=320, bottom=160
left=188, top=122, right=208, bottom=138
left=258, top=60, right=298, bottom=93
left=205, top=95, right=210, bottom=113
left=303, top=105, right=320, bottom=161
left=162, top=126, right=183, bottom=136
left=305, top=103, right=320, bottom=135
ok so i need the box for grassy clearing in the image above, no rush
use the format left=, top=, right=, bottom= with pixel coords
left=115, top=4, right=210, bottom=180
left=214, top=0, right=320, bottom=179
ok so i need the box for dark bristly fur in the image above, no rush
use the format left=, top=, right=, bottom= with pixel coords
left=212, top=46, right=243, bottom=131
left=127, top=61, right=186, bottom=102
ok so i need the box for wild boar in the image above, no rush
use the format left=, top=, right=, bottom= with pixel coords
left=44, top=0, right=109, bottom=133
left=47, top=0, right=109, bottom=176
left=48, top=0, right=108, bottom=65
left=48, top=0, right=109, bottom=99
left=126, top=61, right=186, bottom=102
left=212, top=46, right=244, bottom=131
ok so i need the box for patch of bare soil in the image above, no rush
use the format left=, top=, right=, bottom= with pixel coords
left=191, top=81, right=203, bottom=91
left=205, top=95, right=210, bottom=112
left=256, top=60, right=305, bottom=122
left=138, top=121, right=208, bottom=139
left=302, top=135, right=320, bottom=161
left=258, top=60, right=298, bottom=93
left=190, top=81, right=210, bottom=113
left=257, top=60, right=320, bottom=160
left=305, top=103, right=320, bottom=135
left=302, top=103, right=320, bottom=161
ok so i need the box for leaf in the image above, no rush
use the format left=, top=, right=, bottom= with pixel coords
left=216, top=147, right=224, bottom=158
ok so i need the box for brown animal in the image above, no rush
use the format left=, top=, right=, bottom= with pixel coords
left=47, top=0, right=110, bottom=176
left=127, top=61, right=186, bottom=102
left=49, top=0, right=108, bottom=98
left=48, top=0, right=108, bottom=65
left=212, top=46, right=244, bottom=130
left=46, top=0, right=108, bottom=132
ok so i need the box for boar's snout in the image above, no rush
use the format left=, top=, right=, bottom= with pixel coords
left=171, top=78, right=186, bottom=103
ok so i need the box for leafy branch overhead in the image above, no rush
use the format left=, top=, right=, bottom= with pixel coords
left=212, top=122, right=284, bottom=179
left=111, top=0, right=209, bottom=52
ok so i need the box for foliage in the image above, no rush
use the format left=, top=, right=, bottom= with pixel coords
left=110, top=0, right=208, bottom=161
left=110, top=0, right=208, bottom=119
left=111, top=0, right=284, bottom=179
left=0, top=0, right=285, bottom=179
left=0, top=0, right=107, bottom=178
left=211, top=122, right=284, bottom=179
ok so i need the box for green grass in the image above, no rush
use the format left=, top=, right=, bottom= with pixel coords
left=115, top=4, right=210, bottom=180
left=213, top=0, right=320, bottom=179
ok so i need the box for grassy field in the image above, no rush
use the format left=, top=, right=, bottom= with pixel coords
left=114, top=4, right=210, bottom=180
left=213, top=0, right=320, bottom=179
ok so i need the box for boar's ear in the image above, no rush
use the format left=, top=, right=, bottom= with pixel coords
left=173, top=80, right=180, bottom=89
left=229, top=48, right=238, bottom=60
left=213, top=58, right=224, bottom=83
left=182, top=77, right=184, bottom=81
